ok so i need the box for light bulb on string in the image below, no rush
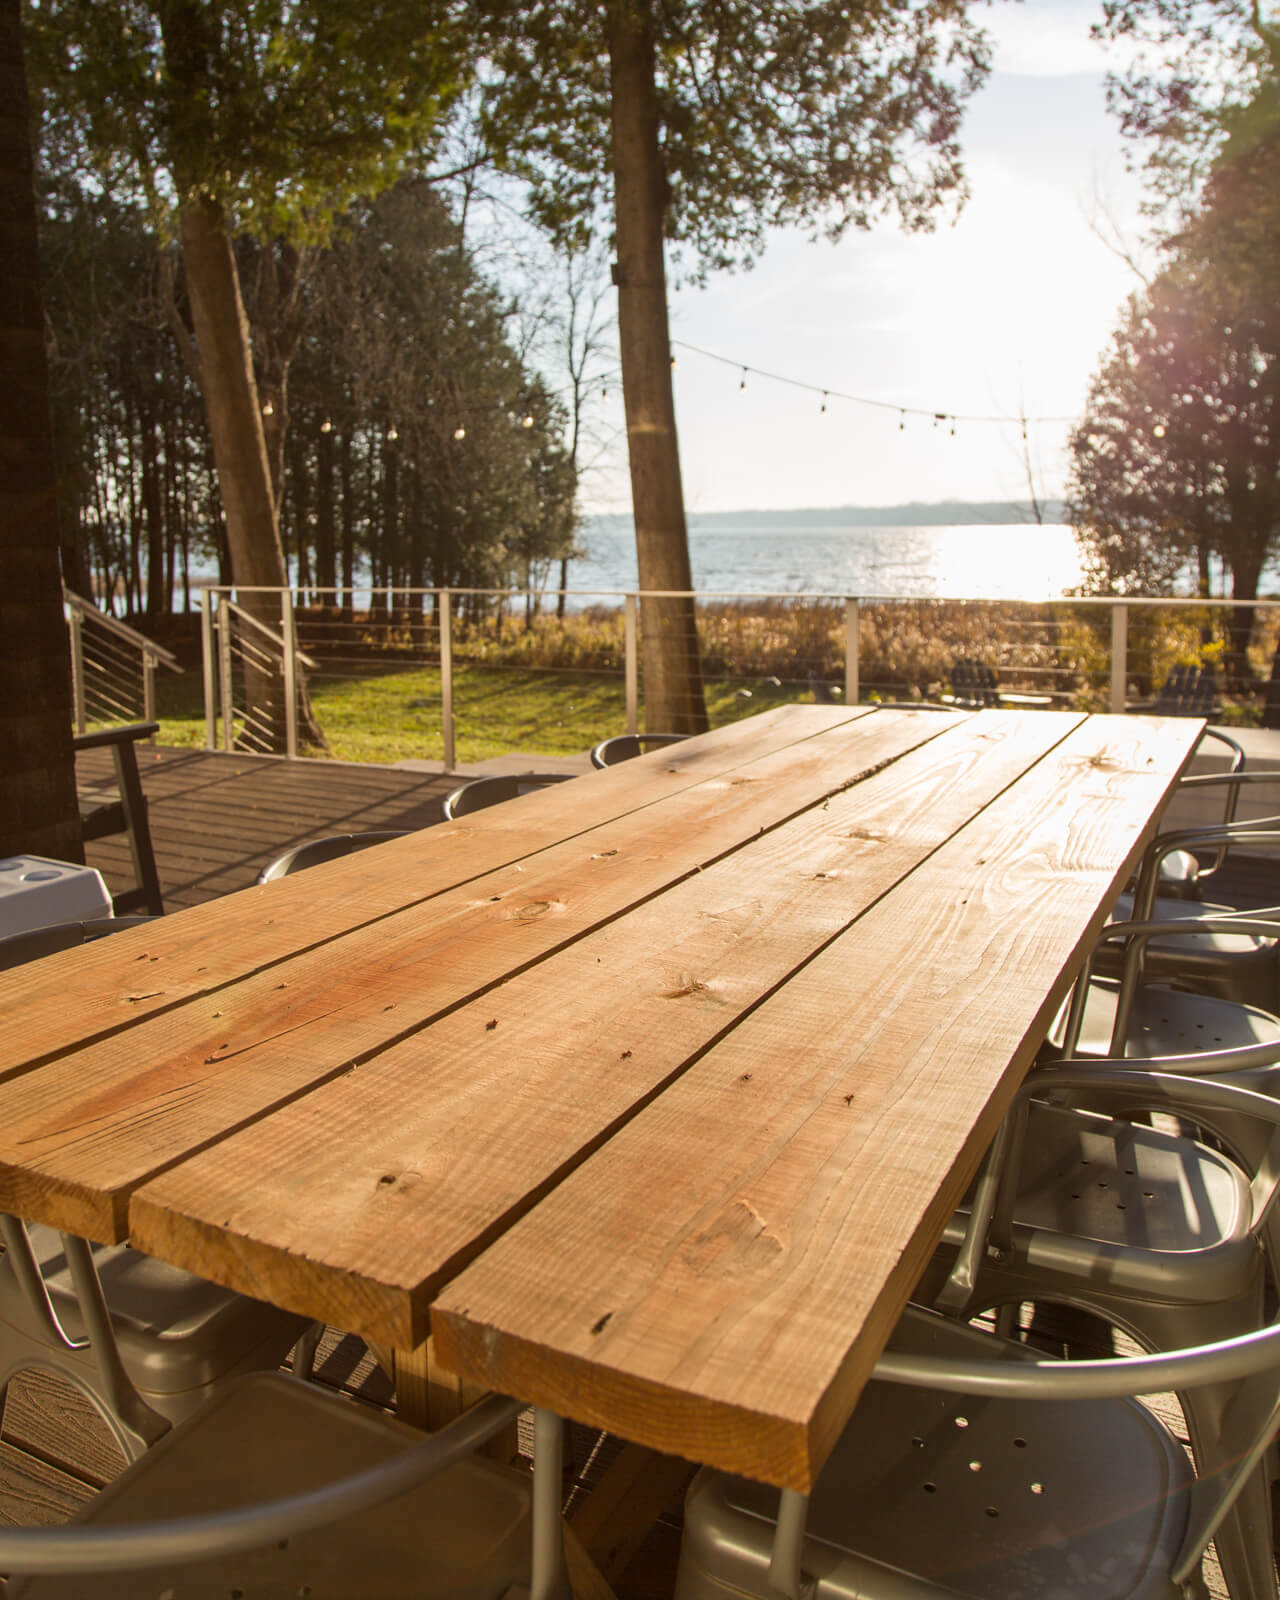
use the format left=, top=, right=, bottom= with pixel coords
left=739, top=367, right=748, bottom=393
left=521, top=414, right=535, bottom=429
left=386, top=424, right=398, bottom=441
left=899, top=411, right=906, bottom=432
left=320, top=418, right=332, bottom=434
left=453, top=425, right=467, bottom=440
left=820, top=391, right=827, bottom=415
left=669, top=352, right=677, bottom=369
left=262, top=398, right=274, bottom=417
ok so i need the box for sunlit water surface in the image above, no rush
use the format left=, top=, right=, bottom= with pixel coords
left=567, top=520, right=1084, bottom=603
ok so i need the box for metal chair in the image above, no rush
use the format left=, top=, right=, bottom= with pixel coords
left=0, top=914, right=323, bottom=1464
left=0, top=1217, right=323, bottom=1463
left=676, top=1286, right=1280, bottom=1600
left=589, top=733, right=689, bottom=768
left=0, top=915, right=157, bottom=972
left=442, top=773, right=576, bottom=819
left=1126, top=728, right=1249, bottom=900
left=922, top=1064, right=1280, bottom=1600
left=5, top=1374, right=570, bottom=1600
left=257, top=829, right=412, bottom=882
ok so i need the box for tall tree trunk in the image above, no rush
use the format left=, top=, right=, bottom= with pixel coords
left=176, top=196, right=326, bottom=750
left=159, top=0, right=323, bottom=749
left=0, top=0, right=82, bottom=860
left=607, top=0, right=707, bottom=734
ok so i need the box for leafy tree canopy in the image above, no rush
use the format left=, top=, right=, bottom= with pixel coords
left=476, top=0, right=992, bottom=274
left=24, top=0, right=471, bottom=242
left=1095, top=0, right=1280, bottom=218
left=1067, top=135, right=1280, bottom=605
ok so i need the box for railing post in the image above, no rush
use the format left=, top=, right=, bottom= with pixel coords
left=142, top=650, right=157, bottom=732
left=218, top=597, right=235, bottom=753
left=68, top=606, right=86, bottom=733
left=1110, top=604, right=1128, bottom=715
left=440, top=589, right=455, bottom=771
left=281, top=588, right=298, bottom=759
left=201, top=590, right=217, bottom=751
left=624, top=593, right=639, bottom=735
left=845, top=599, right=859, bottom=706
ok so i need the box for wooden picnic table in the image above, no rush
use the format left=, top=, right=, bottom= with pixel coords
left=0, top=706, right=1201, bottom=1504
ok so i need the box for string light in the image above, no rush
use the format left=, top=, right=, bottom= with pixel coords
left=386, top=424, right=398, bottom=440
left=670, top=339, right=1076, bottom=427
left=262, top=399, right=274, bottom=416
left=820, top=391, right=827, bottom=415
left=453, top=425, right=466, bottom=440
left=521, top=414, right=535, bottom=428
left=320, top=418, right=332, bottom=433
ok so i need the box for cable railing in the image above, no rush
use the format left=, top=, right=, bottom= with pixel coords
left=195, top=586, right=1280, bottom=763
left=64, top=587, right=182, bottom=732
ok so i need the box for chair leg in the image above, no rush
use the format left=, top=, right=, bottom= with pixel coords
left=111, top=738, right=164, bottom=916
left=289, top=1322, right=323, bottom=1382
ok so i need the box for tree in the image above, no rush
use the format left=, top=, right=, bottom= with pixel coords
left=1067, top=210, right=1279, bottom=673
left=477, top=0, right=991, bottom=731
left=26, top=0, right=470, bottom=741
left=1, top=0, right=81, bottom=861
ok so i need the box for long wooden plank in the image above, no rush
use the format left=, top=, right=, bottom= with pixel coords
left=124, top=713, right=1088, bottom=1346
left=0, top=709, right=956, bottom=1241
left=1, top=705, right=870, bottom=1070
left=430, top=715, right=1202, bottom=1491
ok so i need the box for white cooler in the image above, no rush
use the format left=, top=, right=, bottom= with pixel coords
left=0, top=855, right=113, bottom=938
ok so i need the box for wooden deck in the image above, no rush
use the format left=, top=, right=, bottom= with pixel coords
left=76, top=743, right=461, bottom=909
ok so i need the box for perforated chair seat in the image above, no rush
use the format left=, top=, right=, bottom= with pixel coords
left=1098, top=897, right=1280, bottom=1008
left=675, top=1313, right=1202, bottom=1600
left=12, top=1372, right=533, bottom=1600
left=1045, top=976, right=1280, bottom=1062
left=0, top=1224, right=320, bottom=1452
left=933, top=1102, right=1258, bottom=1307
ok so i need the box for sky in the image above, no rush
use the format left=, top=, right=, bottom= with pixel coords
left=581, top=0, right=1155, bottom=517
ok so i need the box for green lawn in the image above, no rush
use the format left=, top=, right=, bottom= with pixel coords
left=153, top=662, right=776, bottom=765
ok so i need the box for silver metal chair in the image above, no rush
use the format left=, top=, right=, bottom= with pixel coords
left=923, top=1064, right=1280, bottom=1600
left=1136, top=728, right=1248, bottom=899
left=677, top=1286, right=1280, bottom=1600
left=257, top=829, right=412, bottom=882
left=589, top=733, right=689, bottom=767
left=5, top=1374, right=570, bottom=1600
left=442, top=772, right=575, bottom=819
left=0, top=1217, right=322, bottom=1462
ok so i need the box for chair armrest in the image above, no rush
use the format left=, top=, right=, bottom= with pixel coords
left=72, top=722, right=159, bottom=753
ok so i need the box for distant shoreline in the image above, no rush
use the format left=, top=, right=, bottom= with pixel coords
left=588, top=500, right=1067, bottom=530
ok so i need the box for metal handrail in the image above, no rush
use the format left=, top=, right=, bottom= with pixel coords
left=63, top=589, right=181, bottom=670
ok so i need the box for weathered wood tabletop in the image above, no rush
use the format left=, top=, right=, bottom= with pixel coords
left=0, top=706, right=1201, bottom=1489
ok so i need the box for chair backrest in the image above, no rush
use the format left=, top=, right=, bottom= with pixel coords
left=1154, top=663, right=1219, bottom=716
left=948, top=658, right=1001, bottom=707
left=442, top=773, right=575, bottom=819
left=589, top=733, right=689, bottom=768
left=0, top=916, right=157, bottom=972
left=0, top=1377, right=533, bottom=1585
left=256, top=831, right=411, bottom=883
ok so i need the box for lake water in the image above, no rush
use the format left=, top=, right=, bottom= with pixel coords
left=565, top=518, right=1085, bottom=602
